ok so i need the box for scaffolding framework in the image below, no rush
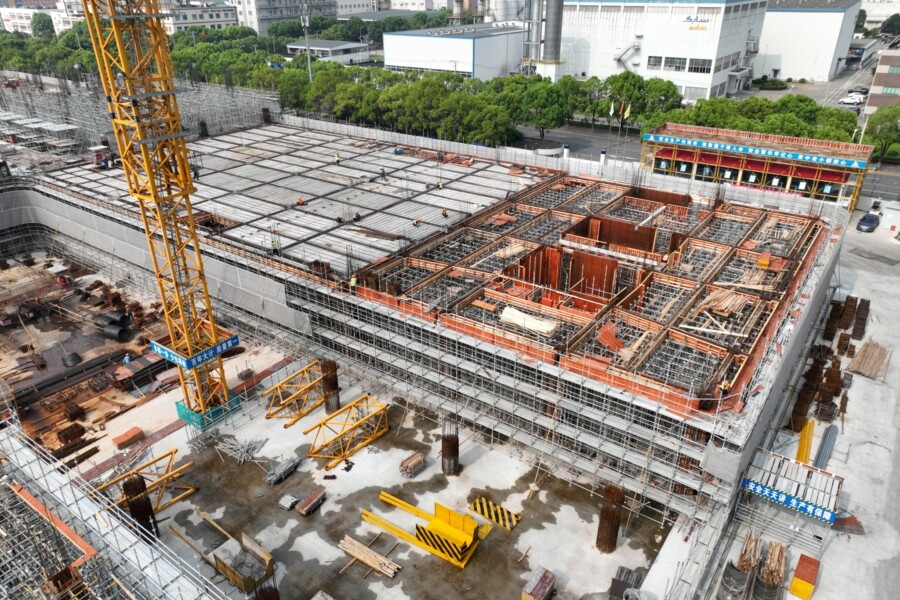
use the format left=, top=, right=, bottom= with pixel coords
left=94, top=448, right=196, bottom=513
left=262, top=359, right=327, bottom=427
left=303, top=394, right=389, bottom=470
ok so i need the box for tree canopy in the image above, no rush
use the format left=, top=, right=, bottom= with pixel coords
left=864, top=103, right=900, bottom=160
left=31, top=13, right=54, bottom=40
left=0, top=17, right=866, bottom=148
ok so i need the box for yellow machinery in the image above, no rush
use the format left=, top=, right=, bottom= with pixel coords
left=94, top=449, right=196, bottom=512
left=262, top=360, right=327, bottom=428
left=468, top=497, right=521, bottom=531
left=303, top=393, right=389, bottom=470
left=362, top=491, right=491, bottom=568
left=796, top=418, right=814, bottom=464
left=80, top=0, right=230, bottom=415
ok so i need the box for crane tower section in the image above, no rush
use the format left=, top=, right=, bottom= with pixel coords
left=81, top=0, right=230, bottom=414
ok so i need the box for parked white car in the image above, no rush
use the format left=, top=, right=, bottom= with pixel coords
left=838, top=95, right=866, bottom=105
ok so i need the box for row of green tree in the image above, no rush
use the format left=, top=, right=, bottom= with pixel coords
left=1, top=18, right=898, bottom=155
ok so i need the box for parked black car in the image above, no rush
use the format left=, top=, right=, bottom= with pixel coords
left=848, top=86, right=870, bottom=95
left=857, top=213, right=880, bottom=232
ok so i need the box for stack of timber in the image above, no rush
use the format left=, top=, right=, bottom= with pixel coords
left=736, top=532, right=761, bottom=572
left=338, top=536, right=401, bottom=578
left=760, top=542, right=786, bottom=588
left=399, top=451, right=426, bottom=478
left=848, top=338, right=891, bottom=380
left=838, top=296, right=857, bottom=330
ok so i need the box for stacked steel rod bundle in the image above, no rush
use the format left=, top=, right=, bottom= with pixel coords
left=441, top=419, right=459, bottom=476
left=596, top=484, right=625, bottom=553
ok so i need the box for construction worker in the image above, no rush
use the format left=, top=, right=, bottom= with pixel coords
left=380, top=167, right=386, bottom=181
left=413, top=218, right=421, bottom=227
left=437, top=181, right=443, bottom=189
left=334, top=153, right=341, bottom=166
left=353, top=212, right=362, bottom=222
left=349, top=273, right=357, bottom=294
left=296, top=197, right=304, bottom=206
left=271, top=239, right=280, bottom=256
left=719, top=379, right=730, bottom=397
left=336, top=215, right=344, bottom=223
left=441, top=208, right=449, bottom=218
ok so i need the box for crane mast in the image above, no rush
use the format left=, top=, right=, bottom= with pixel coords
left=80, top=0, right=230, bottom=414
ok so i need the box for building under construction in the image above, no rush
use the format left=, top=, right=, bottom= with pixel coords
left=0, top=114, right=857, bottom=597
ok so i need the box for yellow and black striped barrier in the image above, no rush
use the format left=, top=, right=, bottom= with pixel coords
left=468, top=497, right=521, bottom=531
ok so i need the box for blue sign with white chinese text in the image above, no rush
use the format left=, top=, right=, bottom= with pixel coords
left=741, top=478, right=836, bottom=524
left=150, top=335, right=240, bottom=371
left=643, top=134, right=867, bottom=169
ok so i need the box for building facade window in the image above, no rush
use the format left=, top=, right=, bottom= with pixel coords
left=883, top=86, right=900, bottom=94
left=683, top=86, right=706, bottom=100
left=647, top=56, right=662, bottom=70
left=888, top=66, right=900, bottom=73
left=664, top=57, right=686, bottom=72
left=688, top=59, right=712, bottom=74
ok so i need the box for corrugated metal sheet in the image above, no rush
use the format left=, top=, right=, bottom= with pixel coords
left=277, top=175, right=342, bottom=196
left=254, top=158, right=302, bottom=173
left=199, top=171, right=254, bottom=191
left=198, top=201, right=259, bottom=223
left=306, top=233, right=390, bottom=264
left=243, top=184, right=302, bottom=206
left=223, top=164, right=287, bottom=183
left=329, top=187, right=397, bottom=210
left=233, top=146, right=280, bottom=160
left=198, top=155, right=244, bottom=172
left=214, top=193, right=279, bottom=215
left=275, top=209, right=338, bottom=232
left=251, top=216, right=318, bottom=242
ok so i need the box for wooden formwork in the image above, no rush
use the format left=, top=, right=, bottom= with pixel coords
left=441, top=287, right=593, bottom=363
left=666, top=238, right=732, bottom=281
left=469, top=203, right=547, bottom=237
left=564, top=308, right=663, bottom=373
left=484, top=276, right=606, bottom=319
left=619, top=272, right=700, bottom=323
left=398, top=266, right=494, bottom=321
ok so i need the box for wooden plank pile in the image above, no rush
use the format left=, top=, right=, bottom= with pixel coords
left=338, top=536, right=401, bottom=578
left=760, top=541, right=786, bottom=588
left=736, top=531, right=761, bottom=572
left=399, top=451, right=426, bottom=478
left=848, top=337, right=892, bottom=380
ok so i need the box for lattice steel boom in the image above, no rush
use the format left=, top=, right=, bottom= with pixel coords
left=80, top=0, right=229, bottom=414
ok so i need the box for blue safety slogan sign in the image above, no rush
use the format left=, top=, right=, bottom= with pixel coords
left=643, top=134, right=867, bottom=169
left=740, top=478, right=836, bottom=524
left=150, top=335, right=240, bottom=370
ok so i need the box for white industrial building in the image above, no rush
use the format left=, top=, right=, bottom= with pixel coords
left=165, top=4, right=239, bottom=34
left=0, top=6, right=82, bottom=34
left=555, top=0, right=765, bottom=100
left=226, top=0, right=336, bottom=35
left=861, top=0, right=900, bottom=28
left=753, top=0, right=860, bottom=81
left=383, top=21, right=524, bottom=79
left=287, top=39, right=371, bottom=64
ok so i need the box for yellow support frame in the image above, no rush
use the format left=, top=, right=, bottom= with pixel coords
left=80, top=0, right=229, bottom=414
left=303, top=393, right=389, bottom=470
left=95, top=449, right=196, bottom=513
left=361, top=491, right=487, bottom=569
left=262, top=360, right=326, bottom=428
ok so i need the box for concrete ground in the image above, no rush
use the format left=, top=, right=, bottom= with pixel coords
left=131, top=371, right=671, bottom=600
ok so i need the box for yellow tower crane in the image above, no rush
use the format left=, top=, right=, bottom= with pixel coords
left=80, top=0, right=232, bottom=417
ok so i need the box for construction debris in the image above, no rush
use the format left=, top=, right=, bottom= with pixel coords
left=296, top=488, right=326, bottom=516
left=338, top=536, right=401, bottom=578
left=848, top=338, right=891, bottom=380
